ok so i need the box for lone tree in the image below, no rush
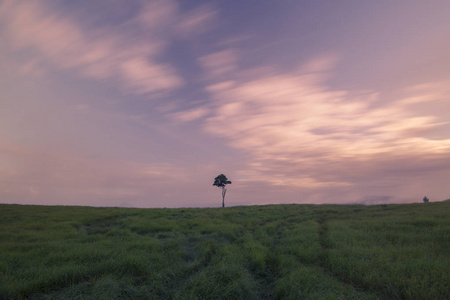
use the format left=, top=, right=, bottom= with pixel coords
left=423, top=196, right=429, bottom=203
left=213, top=174, right=232, bottom=208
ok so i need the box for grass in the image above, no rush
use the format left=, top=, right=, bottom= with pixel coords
left=0, top=201, right=449, bottom=299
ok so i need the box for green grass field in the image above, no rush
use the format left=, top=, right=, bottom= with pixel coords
left=1, top=201, right=449, bottom=299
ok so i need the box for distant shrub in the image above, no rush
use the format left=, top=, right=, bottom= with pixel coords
left=423, top=196, right=429, bottom=203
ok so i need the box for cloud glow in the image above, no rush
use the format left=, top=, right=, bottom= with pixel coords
left=198, top=60, right=450, bottom=196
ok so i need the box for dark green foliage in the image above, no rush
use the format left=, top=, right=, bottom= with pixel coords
left=213, top=174, right=232, bottom=188
left=0, top=202, right=449, bottom=299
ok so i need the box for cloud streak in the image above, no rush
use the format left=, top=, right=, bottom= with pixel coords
left=0, top=0, right=208, bottom=96
left=180, top=52, right=450, bottom=202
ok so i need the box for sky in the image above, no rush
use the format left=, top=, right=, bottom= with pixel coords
left=1, top=0, right=449, bottom=208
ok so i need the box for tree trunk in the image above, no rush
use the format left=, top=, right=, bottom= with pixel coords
left=222, top=187, right=226, bottom=208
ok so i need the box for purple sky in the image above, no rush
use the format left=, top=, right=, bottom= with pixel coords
left=1, top=0, right=449, bottom=208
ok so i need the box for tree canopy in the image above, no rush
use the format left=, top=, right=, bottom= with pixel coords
left=213, top=174, right=232, bottom=187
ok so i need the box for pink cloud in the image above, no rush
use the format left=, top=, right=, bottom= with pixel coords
left=199, top=50, right=238, bottom=79
left=176, top=4, right=218, bottom=37
left=0, top=0, right=183, bottom=96
left=204, top=71, right=450, bottom=160
left=136, top=0, right=179, bottom=30
left=177, top=54, right=450, bottom=202
left=169, top=107, right=210, bottom=122
left=119, top=57, right=182, bottom=95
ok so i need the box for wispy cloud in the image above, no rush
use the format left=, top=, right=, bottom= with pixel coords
left=176, top=4, right=217, bottom=37
left=180, top=52, right=450, bottom=199
left=169, top=107, right=210, bottom=122
left=0, top=0, right=217, bottom=96
left=198, top=49, right=238, bottom=79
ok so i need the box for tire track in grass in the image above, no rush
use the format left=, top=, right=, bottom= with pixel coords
left=243, top=221, right=286, bottom=299
left=252, top=216, right=377, bottom=299
left=317, top=216, right=363, bottom=287
left=317, top=216, right=331, bottom=250
left=260, top=222, right=285, bottom=299
left=316, top=215, right=382, bottom=299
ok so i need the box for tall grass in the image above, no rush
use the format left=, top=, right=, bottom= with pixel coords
left=0, top=202, right=449, bottom=299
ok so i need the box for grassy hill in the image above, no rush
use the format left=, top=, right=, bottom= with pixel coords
left=1, top=202, right=449, bottom=299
